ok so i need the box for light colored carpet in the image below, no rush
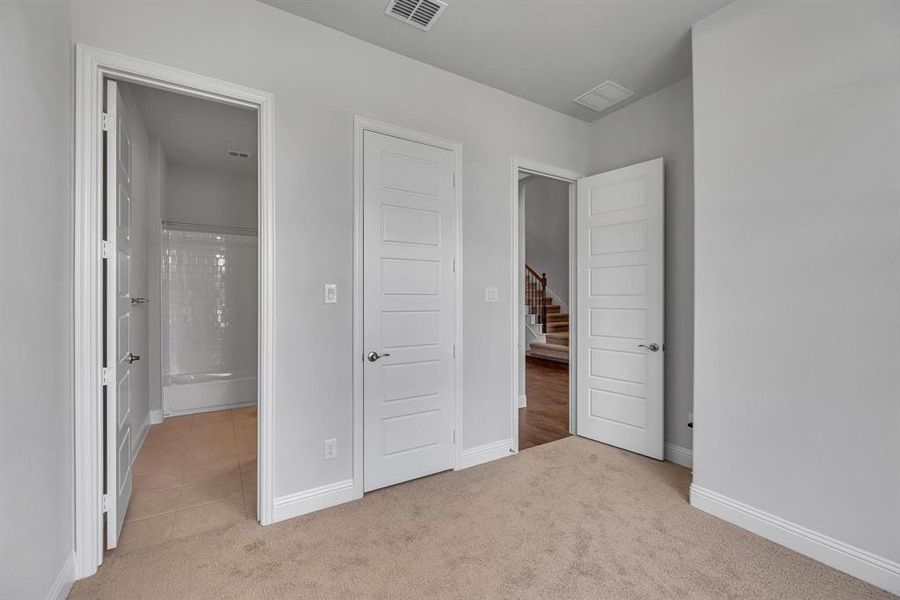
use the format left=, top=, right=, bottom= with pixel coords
left=72, top=437, right=894, bottom=599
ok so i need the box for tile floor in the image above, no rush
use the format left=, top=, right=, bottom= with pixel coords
left=112, top=406, right=258, bottom=554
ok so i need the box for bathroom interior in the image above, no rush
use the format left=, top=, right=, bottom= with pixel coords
left=111, top=80, right=260, bottom=551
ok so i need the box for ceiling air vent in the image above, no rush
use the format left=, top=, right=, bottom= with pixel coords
left=573, top=81, right=634, bottom=114
left=385, top=0, right=448, bottom=31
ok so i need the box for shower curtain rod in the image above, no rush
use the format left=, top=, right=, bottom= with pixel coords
left=162, top=220, right=258, bottom=236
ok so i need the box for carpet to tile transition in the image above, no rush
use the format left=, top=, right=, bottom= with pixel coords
left=72, top=436, right=895, bottom=599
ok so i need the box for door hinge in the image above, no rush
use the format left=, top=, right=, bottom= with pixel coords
left=101, top=494, right=112, bottom=513
left=452, top=258, right=456, bottom=273
left=452, top=429, right=456, bottom=445
left=452, top=173, right=456, bottom=188
left=102, top=367, right=113, bottom=386
left=101, top=240, right=114, bottom=260
left=101, top=112, right=115, bottom=132
left=452, top=344, right=456, bottom=359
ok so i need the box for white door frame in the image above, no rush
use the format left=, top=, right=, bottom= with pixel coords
left=352, top=116, right=463, bottom=499
left=74, top=44, right=276, bottom=579
left=510, top=158, right=583, bottom=451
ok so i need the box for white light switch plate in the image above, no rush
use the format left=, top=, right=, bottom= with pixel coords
left=324, top=283, right=337, bottom=304
left=485, top=287, right=499, bottom=303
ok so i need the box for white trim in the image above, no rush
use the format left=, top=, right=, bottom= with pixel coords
left=149, top=409, right=163, bottom=425
left=690, top=484, right=900, bottom=595
left=664, top=442, right=693, bottom=468
left=45, top=553, right=75, bottom=600
left=518, top=394, right=527, bottom=409
left=511, top=158, right=583, bottom=452
left=74, top=44, right=276, bottom=579
left=352, top=116, right=463, bottom=500
left=272, top=480, right=356, bottom=522
left=457, top=439, right=514, bottom=470
left=132, top=411, right=151, bottom=462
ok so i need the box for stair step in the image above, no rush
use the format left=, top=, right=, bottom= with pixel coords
left=546, top=331, right=569, bottom=346
left=527, top=342, right=569, bottom=363
left=545, top=322, right=569, bottom=333
left=547, top=313, right=568, bottom=323
left=527, top=305, right=561, bottom=317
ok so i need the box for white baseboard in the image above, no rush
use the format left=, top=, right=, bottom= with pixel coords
left=149, top=409, right=164, bottom=424
left=272, top=479, right=355, bottom=523
left=690, top=484, right=900, bottom=596
left=664, top=442, right=693, bottom=468
left=46, top=552, right=74, bottom=600
left=132, top=411, right=151, bottom=463
left=518, top=394, right=527, bottom=408
left=457, top=438, right=514, bottom=470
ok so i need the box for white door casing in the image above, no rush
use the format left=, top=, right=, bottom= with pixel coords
left=105, top=79, right=135, bottom=547
left=576, top=158, right=664, bottom=459
left=363, top=130, right=456, bottom=492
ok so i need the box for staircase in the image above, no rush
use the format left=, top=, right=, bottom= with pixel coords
left=524, top=264, right=569, bottom=363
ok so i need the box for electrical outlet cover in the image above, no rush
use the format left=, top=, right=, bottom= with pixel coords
left=324, top=438, right=337, bottom=459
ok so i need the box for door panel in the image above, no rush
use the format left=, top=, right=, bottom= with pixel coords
left=105, top=80, right=134, bottom=548
left=363, top=131, right=456, bottom=492
left=576, top=158, right=664, bottom=459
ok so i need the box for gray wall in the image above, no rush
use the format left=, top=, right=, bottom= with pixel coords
left=523, top=175, right=570, bottom=307
left=588, top=77, right=695, bottom=452
left=693, top=0, right=899, bottom=565
left=147, top=139, right=167, bottom=416
left=0, top=1, right=75, bottom=598
left=164, top=163, right=257, bottom=230
left=71, top=0, right=589, bottom=499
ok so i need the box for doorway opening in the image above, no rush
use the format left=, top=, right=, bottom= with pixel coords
left=511, top=157, right=666, bottom=461
left=75, top=45, right=275, bottom=579
left=103, top=79, right=259, bottom=553
left=516, top=168, right=578, bottom=450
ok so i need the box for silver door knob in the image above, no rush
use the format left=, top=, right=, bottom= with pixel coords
left=366, top=351, right=391, bottom=362
left=638, top=343, right=660, bottom=352
left=126, top=352, right=141, bottom=363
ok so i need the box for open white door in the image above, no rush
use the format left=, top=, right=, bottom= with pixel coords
left=576, top=158, right=664, bottom=459
left=362, top=130, right=456, bottom=492
left=104, top=79, right=135, bottom=548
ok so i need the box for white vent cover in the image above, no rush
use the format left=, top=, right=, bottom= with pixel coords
left=573, top=81, right=634, bottom=113
left=385, top=0, right=448, bottom=31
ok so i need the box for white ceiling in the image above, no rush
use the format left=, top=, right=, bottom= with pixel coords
left=259, top=0, right=730, bottom=122
left=128, top=84, right=258, bottom=174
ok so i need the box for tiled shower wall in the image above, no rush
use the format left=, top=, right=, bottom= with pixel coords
left=162, top=228, right=258, bottom=381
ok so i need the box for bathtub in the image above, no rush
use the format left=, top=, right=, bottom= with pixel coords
left=163, top=367, right=257, bottom=416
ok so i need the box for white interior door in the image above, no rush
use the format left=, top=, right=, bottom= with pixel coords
left=363, top=130, right=456, bottom=492
left=105, top=79, right=135, bottom=548
left=576, top=158, right=664, bottom=459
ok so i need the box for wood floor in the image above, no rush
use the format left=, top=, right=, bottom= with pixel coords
left=519, top=356, right=570, bottom=450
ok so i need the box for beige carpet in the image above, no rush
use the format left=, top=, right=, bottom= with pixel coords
left=72, top=437, right=894, bottom=599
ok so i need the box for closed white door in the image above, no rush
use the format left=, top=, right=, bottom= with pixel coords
left=363, top=130, right=456, bottom=492
left=104, top=80, right=136, bottom=548
left=576, top=158, right=664, bottom=459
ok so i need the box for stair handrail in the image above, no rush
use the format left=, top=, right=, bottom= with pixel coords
left=524, top=263, right=548, bottom=332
